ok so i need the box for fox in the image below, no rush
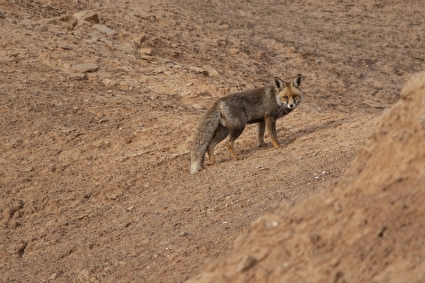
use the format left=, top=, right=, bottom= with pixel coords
left=190, top=74, right=304, bottom=174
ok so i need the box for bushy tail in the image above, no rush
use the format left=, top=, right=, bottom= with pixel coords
left=190, top=103, right=220, bottom=174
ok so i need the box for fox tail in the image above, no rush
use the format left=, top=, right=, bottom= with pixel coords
left=190, top=104, right=220, bottom=174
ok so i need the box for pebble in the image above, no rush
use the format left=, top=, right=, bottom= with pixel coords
left=188, top=66, right=209, bottom=76
left=73, top=10, right=99, bottom=24
left=132, top=34, right=147, bottom=46
left=93, top=24, right=116, bottom=36
left=139, top=48, right=152, bottom=55
left=237, top=255, right=258, bottom=272
left=363, top=100, right=391, bottom=109
left=71, top=63, right=99, bottom=73
left=203, top=65, right=220, bottom=77
left=115, top=42, right=133, bottom=54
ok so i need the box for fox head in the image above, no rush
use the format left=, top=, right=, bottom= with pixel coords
left=273, top=74, right=304, bottom=109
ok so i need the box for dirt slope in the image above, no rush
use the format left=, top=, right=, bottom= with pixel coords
left=0, top=0, right=424, bottom=282
left=188, top=72, right=425, bottom=283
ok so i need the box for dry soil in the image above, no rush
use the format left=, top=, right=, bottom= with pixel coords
left=1, top=0, right=424, bottom=282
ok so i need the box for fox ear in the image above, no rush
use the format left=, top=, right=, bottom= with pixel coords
left=291, top=74, right=304, bottom=88
left=273, top=77, right=285, bottom=90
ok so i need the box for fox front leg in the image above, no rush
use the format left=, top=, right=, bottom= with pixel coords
left=264, top=116, right=282, bottom=149
left=257, top=121, right=266, bottom=147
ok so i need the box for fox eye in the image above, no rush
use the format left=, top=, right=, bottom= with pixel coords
left=282, top=96, right=288, bottom=101
left=293, top=95, right=299, bottom=100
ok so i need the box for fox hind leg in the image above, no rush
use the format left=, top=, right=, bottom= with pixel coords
left=207, top=125, right=229, bottom=164
left=226, top=126, right=245, bottom=160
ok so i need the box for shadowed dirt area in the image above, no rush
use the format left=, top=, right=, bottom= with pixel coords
left=1, top=0, right=424, bottom=282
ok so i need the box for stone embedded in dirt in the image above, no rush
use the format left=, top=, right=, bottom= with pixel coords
left=0, top=10, right=6, bottom=19
left=115, top=42, right=133, bottom=54
left=203, top=65, right=220, bottom=77
left=102, top=78, right=117, bottom=87
left=132, top=34, right=147, bottom=47
left=73, top=10, right=99, bottom=24
left=42, top=14, right=78, bottom=30
left=237, top=255, right=258, bottom=272
left=363, top=100, right=391, bottom=109
left=19, top=19, right=35, bottom=29
left=192, top=104, right=204, bottom=110
left=139, top=48, right=152, bottom=55
left=71, top=63, right=99, bottom=73
left=188, top=66, right=209, bottom=76
left=93, top=24, right=116, bottom=36
left=36, top=25, right=48, bottom=32
left=229, top=47, right=240, bottom=55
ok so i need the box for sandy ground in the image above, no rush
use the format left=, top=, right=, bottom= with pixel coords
left=0, top=0, right=424, bottom=282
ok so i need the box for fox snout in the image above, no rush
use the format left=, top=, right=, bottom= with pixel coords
left=282, top=97, right=298, bottom=109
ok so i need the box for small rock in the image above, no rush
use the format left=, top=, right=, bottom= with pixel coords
left=188, top=66, right=209, bottom=76
left=229, top=47, right=240, bottom=55
left=115, top=42, right=133, bottom=54
left=22, top=166, right=34, bottom=172
left=43, top=14, right=77, bottom=30
left=266, top=221, right=278, bottom=228
left=237, top=255, right=258, bottom=272
left=49, top=273, right=57, bottom=280
left=192, top=104, right=204, bottom=110
left=73, top=10, right=99, bottom=24
left=72, top=63, right=99, bottom=73
left=333, top=202, right=342, bottom=212
left=107, top=194, right=117, bottom=200
left=19, top=19, right=35, bottom=29
left=93, top=24, right=116, bottom=36
left=102, top=78, right=117, bottom=87
left=0, top=10, right=6, bottom=19
left=59, top=14, right=77, bottom=28
left=139, top=48, right=152, bottom=55
left=203, top=65, right=220, bottom=77
left=363, top=100, right=391, bottom=109
left=153, top=67, right=164, bottom=74
left=132, top=34, right=147, bottom=46
left=36, top=25, right=49, bottom=32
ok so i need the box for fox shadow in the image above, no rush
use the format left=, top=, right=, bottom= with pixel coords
left=239, top=117, right=355, bottom=158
